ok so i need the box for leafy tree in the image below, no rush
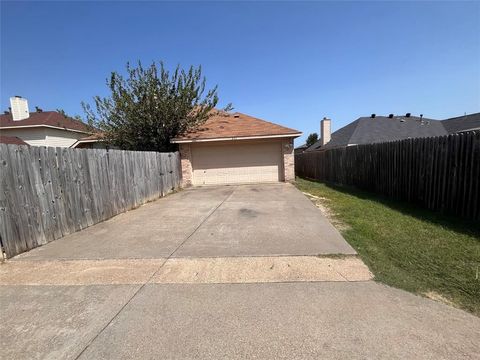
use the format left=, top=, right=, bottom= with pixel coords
left=82, top=61, right=232, bottom=152
left=306, top=132, right=319, bottom=147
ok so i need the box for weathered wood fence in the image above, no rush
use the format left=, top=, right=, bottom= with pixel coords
left=0, top=145, right=182, bottom=258
left=295, top=131, right=480, bottom=220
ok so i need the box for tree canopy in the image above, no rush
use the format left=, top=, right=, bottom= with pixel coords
left=83, top=61, right=231, bottom=152
left=306, top=132, right=319, bottom=147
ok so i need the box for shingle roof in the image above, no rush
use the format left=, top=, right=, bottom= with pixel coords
left=0, top=135, right=29, bottom=145
left=306, top=115, right=447, bottom=151
left=172, top=111, right=301, bottom=142
left=442, top=113, right=480, bottom=133
left=0, top=111, right=92, bottom=133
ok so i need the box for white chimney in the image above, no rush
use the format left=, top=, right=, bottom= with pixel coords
left=10, top=96, right=30, bottom=121
left=321, top=117, right=331, bottom=146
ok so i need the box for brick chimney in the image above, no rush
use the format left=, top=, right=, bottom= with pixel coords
left=321, top=117, right=331, bottom=146
left=10, top=96, right=30, bottom=121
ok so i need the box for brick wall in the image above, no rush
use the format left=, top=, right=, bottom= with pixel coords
left=178, top=143, right=193, bottom=187
left=282, top=138, right=295, bottom=182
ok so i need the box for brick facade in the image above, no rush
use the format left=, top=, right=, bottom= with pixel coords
left=179, top=143, right=193, bottom=187
left=282, top=138, right=295, bottom=182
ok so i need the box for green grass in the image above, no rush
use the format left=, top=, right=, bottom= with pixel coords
left=295, top=177, right=480, bottom=316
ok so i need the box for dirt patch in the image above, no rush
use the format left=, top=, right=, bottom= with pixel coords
left=302, top=192, right=350, bottom=232
left=423, top=291, right=456, bottom=308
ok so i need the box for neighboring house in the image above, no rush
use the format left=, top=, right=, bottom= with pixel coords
left=306, top=112, right=480, bottom=152
left=171, top=110, right=301, bottom=186
left=294, top=143, right=308, bottom=154
left=0, top=96, right=101, bottom=148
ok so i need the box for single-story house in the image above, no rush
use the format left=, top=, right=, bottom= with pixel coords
left=304, top=112, right=480, bottom=152
left=1, top=96, right=102, bottom=148
left=171, top=110, right=301, bottom=186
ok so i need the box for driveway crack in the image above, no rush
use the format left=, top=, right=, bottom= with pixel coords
left=73, top=188, right=235, bottom=360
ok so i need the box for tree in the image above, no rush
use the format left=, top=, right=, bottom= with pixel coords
left=82, top=61, right=232, bottom=152
left=306, top=132, right=318, bottom=147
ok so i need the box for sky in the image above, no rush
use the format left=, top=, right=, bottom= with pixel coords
left=1, top=1, right=479, bottom=145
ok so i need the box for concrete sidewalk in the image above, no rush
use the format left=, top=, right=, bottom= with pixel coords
left=1, top=282, right=479, bottom=359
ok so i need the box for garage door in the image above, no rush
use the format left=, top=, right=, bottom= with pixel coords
left=191, top=141, right=283, bottom=185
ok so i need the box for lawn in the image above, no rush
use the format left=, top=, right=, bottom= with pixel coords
left=295, top=177, right=480, bottom=316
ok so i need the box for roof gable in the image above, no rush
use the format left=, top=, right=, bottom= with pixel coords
left=0, top=111, right=92, bottom=133
left=172, top=111, right=301, bottom=142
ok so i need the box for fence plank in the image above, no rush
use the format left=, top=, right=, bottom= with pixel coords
left=0, top=146, right=181, bottom=258
left=295, top=131, right=480, bottom=220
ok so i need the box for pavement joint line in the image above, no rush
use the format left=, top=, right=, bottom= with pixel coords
left=73, top=189, right=235, bottom=360
left=167, top=188, right=235, bottom=260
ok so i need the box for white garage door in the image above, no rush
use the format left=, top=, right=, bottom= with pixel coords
left=191, top=141, right=283, bottom=185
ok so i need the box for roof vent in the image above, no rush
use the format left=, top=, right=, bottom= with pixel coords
left=388, top=114, right=394, bottom=118
left=233, top=113, right=240, bottom=118
left=371, top=114, right=376, bottom=118
left=405, top=113, right=411, bottom=117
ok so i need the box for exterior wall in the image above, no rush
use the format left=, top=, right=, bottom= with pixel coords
left=179, top=143, right=193, bottom=187
left=45, top=128, right=86, bottom=147
left=0, top=128, right=47, bottom=146
left=0, top=127, right=89, bottom=148
left=179, top=138, right=296, bottom=186
left=282, top=138, right=295, bottom=182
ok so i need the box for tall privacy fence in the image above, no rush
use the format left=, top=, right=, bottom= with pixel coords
left=295, top=131, right=480, bottom=221
left=0, top=145, right=181, bottom=258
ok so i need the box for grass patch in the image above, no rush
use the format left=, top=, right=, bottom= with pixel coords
left=295, top=177, right=480, bottom=316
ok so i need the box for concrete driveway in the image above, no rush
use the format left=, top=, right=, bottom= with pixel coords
left=13, top=183, right=355, bottom=260
left=1, top=183, right=479, bottom=359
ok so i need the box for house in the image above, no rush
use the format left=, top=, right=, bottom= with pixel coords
left=294, top=143, right=308, bottom=154
left=0, top=96, right=100, bottom=148
left=306, top=112, right=480, bottom=152
left=171, top=110, right=301, bottom=186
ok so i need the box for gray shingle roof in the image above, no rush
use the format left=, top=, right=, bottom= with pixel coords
left=442, top=113, right=480, bottom=133
left=306, top=115, right=447, bottom=151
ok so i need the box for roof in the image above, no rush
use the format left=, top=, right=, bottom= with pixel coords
left=0, top=111, right=92, bottom=134
left=442, top=113, right=480, bottom=133
left=306, top=115, right=447, bottom=151
left=171, top=111, right=301, bottom=143
left=0, top=135, right=29, bottom=145
left=295, top=143, right=308, bottom=150
left=70, top=133, right=105, bottom=148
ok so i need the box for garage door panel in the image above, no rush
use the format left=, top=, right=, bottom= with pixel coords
left=192, top=142, right=282, bottom=185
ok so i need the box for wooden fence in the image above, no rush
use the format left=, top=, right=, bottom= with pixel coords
left=0, top=145, right=182, bottom=258
left=295, top=131, right=480, bottom=220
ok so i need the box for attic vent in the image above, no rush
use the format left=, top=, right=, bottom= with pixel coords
left=370, top=114, right=376, bottom=118
left=233, top=114, right=240, bottom=118
left=405, top=113, right=411, bottom=117
left=388, top=114, right=394, bottom=118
